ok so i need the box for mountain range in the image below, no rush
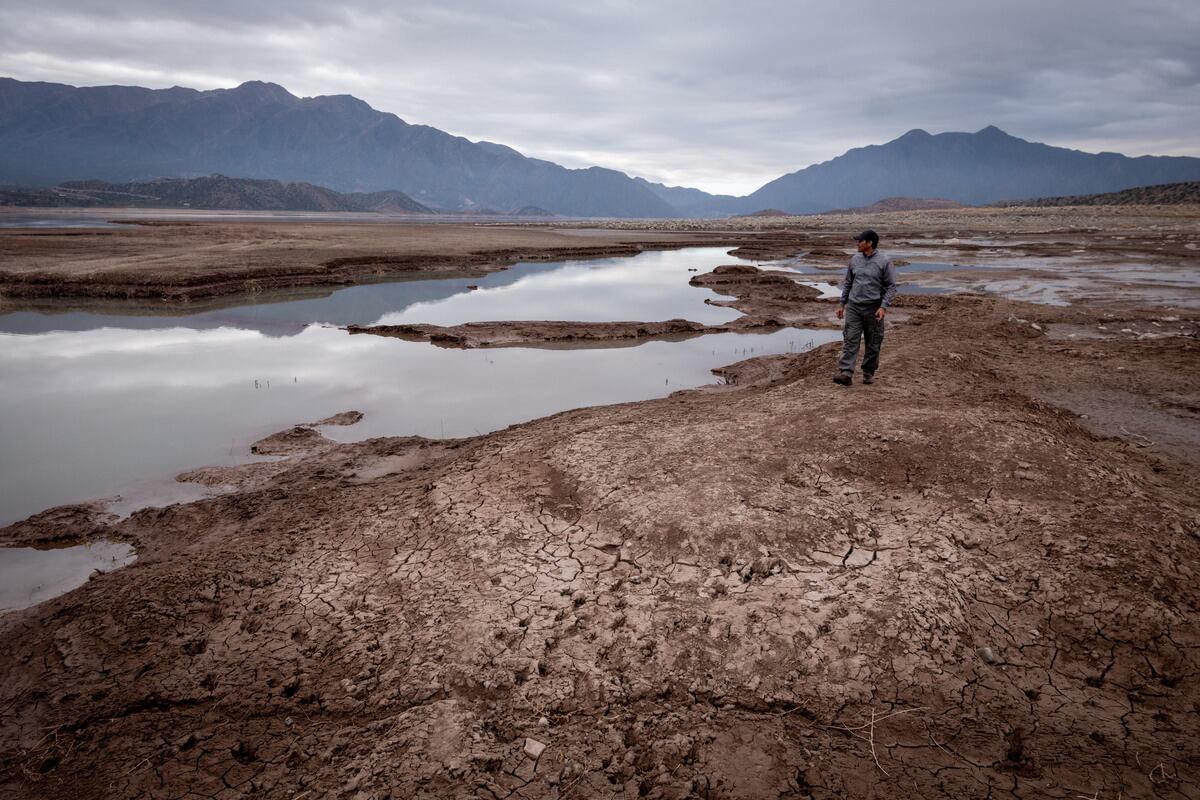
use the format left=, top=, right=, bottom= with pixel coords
left=3, top=77, right=1199, bottom=217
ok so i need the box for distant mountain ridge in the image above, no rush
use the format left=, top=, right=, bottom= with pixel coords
left=740, top=126, right=1200, bottom=214
left=2, top=77, right=1200, bottom=217
left=0, top=175, right=434, bottom=213
left=0, top=78, right=674, bottom=218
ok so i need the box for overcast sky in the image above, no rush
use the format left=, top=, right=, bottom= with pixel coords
left=1, top=1, right=1197, bottom=195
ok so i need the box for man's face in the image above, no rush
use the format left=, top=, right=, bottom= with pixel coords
left=856, top=238, right=873, bottom=254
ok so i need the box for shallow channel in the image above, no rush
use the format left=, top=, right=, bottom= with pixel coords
left=0, top=248, right=839, bottom=525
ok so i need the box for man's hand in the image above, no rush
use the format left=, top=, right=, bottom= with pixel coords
left=836, top=306, right=845, bottom=320
left=874, top=307, right=886, bottom=321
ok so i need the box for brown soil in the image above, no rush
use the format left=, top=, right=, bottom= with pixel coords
left=1, top=209, right=1199, bottom=799
left=0, top=220, right=743, bottom=305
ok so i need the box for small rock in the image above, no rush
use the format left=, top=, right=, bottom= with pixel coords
left=978, top=646, right=998, bottom=664
left=524, top=738, right=546, bottom=760
left=538, top=716, right=550, bottom=727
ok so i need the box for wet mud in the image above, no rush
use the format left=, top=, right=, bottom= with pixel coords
left=1, top=208, right=1198, bottom=799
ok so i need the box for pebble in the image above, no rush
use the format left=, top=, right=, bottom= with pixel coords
left=524, top=738, right=546, bottom=760
left=978, top=646, right=998, bottom=664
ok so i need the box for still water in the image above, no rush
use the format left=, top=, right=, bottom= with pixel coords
left=0, top=248, right=838, bottom=525
left=0, top=540, right=137, bottom=613
left=0, top=247, right=744, bottom=336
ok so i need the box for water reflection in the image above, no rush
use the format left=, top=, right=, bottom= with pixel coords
left=0, top=248, right=743, bottom=337
left=375, top=248, right=741, bottom=326
left=0, top=246, right=839, bottom=524
left=0, top=324, right=838, bottom=525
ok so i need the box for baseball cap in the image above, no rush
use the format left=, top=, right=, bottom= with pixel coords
left=853, top=229, right=879, bottom=246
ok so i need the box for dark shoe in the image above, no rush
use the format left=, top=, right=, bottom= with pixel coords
left=832, top=372, right=852, bottom=386
left=862, top=373, right=875, bottom=385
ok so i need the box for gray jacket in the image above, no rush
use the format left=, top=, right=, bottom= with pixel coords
left=840, top=250, right=898, bottom=308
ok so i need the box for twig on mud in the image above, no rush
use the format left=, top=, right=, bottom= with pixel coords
left=823, top=706, right=926, bottom=732
left=1148, top=762, right=1177, bottom=784
left=819, top=706, right=927, bottom=777
left=922, top=719, right=957, bottom=761
left=1118, top=426, right=1154, bottom=447
left=867, top=708, right=887, bottom=776
left=122, top=755, right=153, bottom=777
left=558, top=773, right=587, bottom=798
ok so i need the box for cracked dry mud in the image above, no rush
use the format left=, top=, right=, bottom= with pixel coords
left=2, top=239, right=1200, bottom=798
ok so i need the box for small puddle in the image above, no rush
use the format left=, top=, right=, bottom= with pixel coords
left=792, top=280, right=842, bottom=299
left=0, top=539, right=137, bottom=613
left=0, top=217, right=134, bottom=229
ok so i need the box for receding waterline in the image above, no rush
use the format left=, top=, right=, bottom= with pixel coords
left=0, top=248, right=840, bottom=525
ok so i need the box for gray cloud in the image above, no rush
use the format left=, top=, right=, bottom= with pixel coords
left=1, top=0, right=1197, bottom=194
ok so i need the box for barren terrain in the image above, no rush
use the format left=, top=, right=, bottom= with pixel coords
left=0, top=207, right=1198, bottom=799
left=0, top=217, right=746, bottom=306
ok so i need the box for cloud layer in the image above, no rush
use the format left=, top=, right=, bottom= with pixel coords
left=2, top=1, right=1197, bottom=194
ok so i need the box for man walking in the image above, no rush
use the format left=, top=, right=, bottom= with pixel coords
left=834, top=229, right=898, bottom=386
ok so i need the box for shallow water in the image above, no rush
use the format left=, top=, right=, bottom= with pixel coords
left=0, top=248, right=838, bottom=525
left=0, top=540, right=137, bottom=613
left=0, top=248, right=742, bottom=337
left=0, top=217, right=133, bottom=228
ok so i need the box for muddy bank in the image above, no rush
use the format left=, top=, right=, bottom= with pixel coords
left=1, top=278, right=1197, bottom=798
left=0, top=221, right=751, bottom=304
left=345, top=266, right=829, bottom=348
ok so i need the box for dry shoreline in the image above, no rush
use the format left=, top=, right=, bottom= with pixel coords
left=0, top=220, right=757, bottom=304
left=0, top=207, right=1198, bottom=798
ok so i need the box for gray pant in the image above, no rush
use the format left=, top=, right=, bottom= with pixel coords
left=837, top=303, right=885, bottom=376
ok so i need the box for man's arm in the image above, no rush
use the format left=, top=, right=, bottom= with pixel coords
left=839, top=260, right=854, bottom=306
left=880, top=256, right=898, bottom=308
left=837, top=260, right=854, bottom=319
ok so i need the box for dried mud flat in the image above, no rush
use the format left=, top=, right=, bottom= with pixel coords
left=1, top=208, right=1199, bottom=799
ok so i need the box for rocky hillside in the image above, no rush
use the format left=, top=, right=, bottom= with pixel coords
left=0, top=175, right=433, bottom=213
left=821, top=196, right=969, bottom=214
left=994, top=180, right=1200, bottom=207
